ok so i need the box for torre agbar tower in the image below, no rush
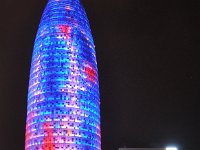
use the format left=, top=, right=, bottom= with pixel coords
left=25, top=0, right=101, bottom=149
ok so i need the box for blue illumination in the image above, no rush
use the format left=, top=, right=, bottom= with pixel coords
left=25, top=0, right=100, bottom=149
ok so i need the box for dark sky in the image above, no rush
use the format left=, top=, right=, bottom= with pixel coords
left=0, top=0, right=199, bottom=150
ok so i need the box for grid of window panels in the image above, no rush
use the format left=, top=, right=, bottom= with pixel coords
left=25, top=0, right=100, bottom=149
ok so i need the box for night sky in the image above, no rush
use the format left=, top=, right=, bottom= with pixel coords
left=0, top=0, right=199, bottom=150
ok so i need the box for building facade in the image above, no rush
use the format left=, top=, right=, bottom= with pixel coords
left=25, top=0, right=100, bottom=149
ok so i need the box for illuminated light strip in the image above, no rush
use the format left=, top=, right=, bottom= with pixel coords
left=166, top=147, right=178, bottom=150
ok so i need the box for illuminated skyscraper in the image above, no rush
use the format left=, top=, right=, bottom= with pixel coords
left=25, top=0, right=100, bottom=149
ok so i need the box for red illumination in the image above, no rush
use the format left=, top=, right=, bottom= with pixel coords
left=59, top=25, right=71, bottom=39
left=85, top=65, right=96, bottom=83
left=43, top=122, right=55, bottom=150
